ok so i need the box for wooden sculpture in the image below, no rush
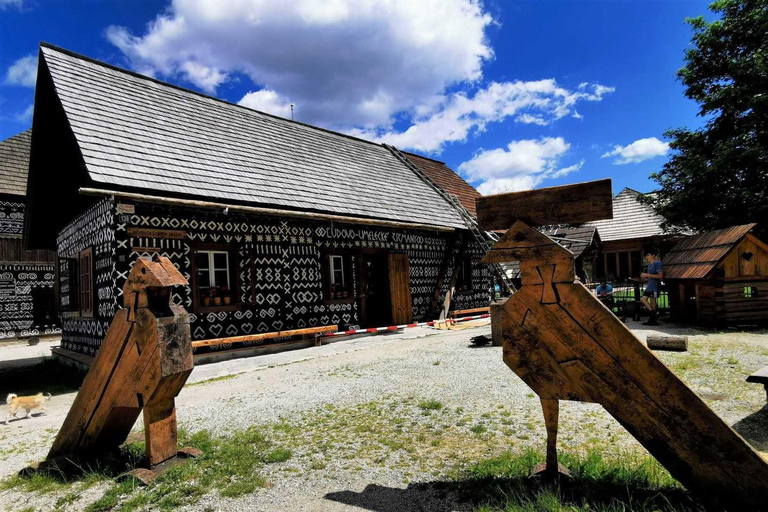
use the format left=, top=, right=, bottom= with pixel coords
left=479, top=179, right=768, bottom=510
left=49, top=255, right=194, bottom=472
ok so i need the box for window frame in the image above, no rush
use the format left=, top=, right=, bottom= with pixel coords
left=323, top=251, right=353, bottom=302
left=79, top=248, right=94, bottom=318
left=455, top=254, right=474, bottom=293
left=190, top=243, right=241, bottom=313
left=744, top=286, right=759, bottom=299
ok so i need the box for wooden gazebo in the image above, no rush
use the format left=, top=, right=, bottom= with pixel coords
left=665, top=223, right=768, bottom=326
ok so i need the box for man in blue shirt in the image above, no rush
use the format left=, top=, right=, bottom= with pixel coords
left=640, top=247, right=663, bottom=326
left=596, top=280, right=614, bottom=309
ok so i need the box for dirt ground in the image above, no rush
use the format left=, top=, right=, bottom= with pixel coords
left=0, top=319, right=766, bottom=511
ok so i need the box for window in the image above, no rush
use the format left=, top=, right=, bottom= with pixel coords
left=455, top=255, right=473, bottom=292
left=744, top=286, right=759, bottom=298
left=325, top=253, right=352, bottom=299
left=79, top=248, right=93, bottom=317
left=194, top=249, right=233, bottom=307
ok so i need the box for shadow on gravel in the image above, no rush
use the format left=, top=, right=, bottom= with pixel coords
left=732, top=404, right=768, bottom=453
left=325, top=474, right=703, bottom=512
left=0, top=359, right=86, bottom=397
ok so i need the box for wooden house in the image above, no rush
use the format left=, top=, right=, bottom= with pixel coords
left=542, top=226, right=602, bottom=282
left=24, top=44, right=492, bottom=358
left=665, top=224, right=768, bottom=326
left=0, top=130, right=58, bottom=339
left=584, top=188, right=684, bottom=281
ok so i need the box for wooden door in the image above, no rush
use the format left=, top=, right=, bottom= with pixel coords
left=388, top=253, right=412, bottom=325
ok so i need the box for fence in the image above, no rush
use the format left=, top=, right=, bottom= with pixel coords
left=583, top=280, right=670, bottom=313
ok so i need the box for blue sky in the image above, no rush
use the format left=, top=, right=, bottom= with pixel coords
left=0, top=0, right=712, bottom=195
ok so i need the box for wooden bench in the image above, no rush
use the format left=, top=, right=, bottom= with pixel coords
left=747, top=366, right=768, bottom=401
left=191, top=325, right=338, bottom=350
left=448, top=306, right=490, bottom=318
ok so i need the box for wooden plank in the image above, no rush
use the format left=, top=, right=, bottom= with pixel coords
left=646, top=335, right=688, bottom=351
left=191, top=325, right=338, bottom=348
left=388, top=253, right=413, bottom=325
left=476, top=179, right=613, bottom=230
left=448, top=306, right=490, bottom=317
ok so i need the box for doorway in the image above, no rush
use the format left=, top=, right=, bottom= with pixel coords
left=360, top=252, right=392, bottom=326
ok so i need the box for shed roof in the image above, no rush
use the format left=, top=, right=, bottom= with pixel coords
left=542, top=225, right=601, bottom=259
left=0, top=130, right=31, bottom=196
left=38, top=44, right=465, bottom=229
left=404, top=152, right=480, bottom=217
left=664, top=223, right=757, bottom=280
left=583, top=188, right=676, bottom=242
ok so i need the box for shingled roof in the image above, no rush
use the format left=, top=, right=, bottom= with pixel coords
left=0, top=130, right=31, bottom=196
left=543, top=225, right=601, bottom=259
left=583, top=188, right=675, bottom=242
left=664, top=224, right=757, bottom=280
left=404, top=152, right=480, bottom=217
left=37, top=44, right=465, bottom=229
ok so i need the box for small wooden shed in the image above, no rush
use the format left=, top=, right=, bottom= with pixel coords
left=665, top=224, right=768, bottom=326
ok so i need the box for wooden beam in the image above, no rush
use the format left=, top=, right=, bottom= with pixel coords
left=80, top=188, right=455, bottom=233
left=439, top=236, right=468, bottom=321
left=476, top=179, right=613, bottom=231
left=192, top=325, right=338, bottom=348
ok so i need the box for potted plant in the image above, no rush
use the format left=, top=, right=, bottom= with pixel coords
left=203, top=289, right=211, bottom=306
left=221, top=285, right=231, bottom=305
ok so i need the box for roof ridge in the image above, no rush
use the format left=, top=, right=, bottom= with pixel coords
left=39, top=42, right=389, bottom=152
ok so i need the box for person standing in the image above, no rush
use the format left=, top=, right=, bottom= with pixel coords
left=640, top=248, right=663, bottom=326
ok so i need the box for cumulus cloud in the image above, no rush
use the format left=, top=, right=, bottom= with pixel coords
left=0, top=0, right=24, bottom=9
left=4, top=55, right=37, bottom=87
left=351, top=80, right=613, bottom=153
left=106, top=0, right=494, bottom=129
left=458, top=137, right=583, bottom=194
left=238, top=89, right=293, bottom=119
left=601, top=136, right=669, bottom=164
left=15, top=103, right=33, bottom=122
left=105, top=0, right=614, bottom=154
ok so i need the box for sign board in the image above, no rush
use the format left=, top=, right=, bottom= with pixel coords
left=127, top=228, right=187, bottom=240
left=0, top=277, right=15, bottom=299
left=132, top=247, right=161, bottom=253
left=116, top=203, right=135, bottom=214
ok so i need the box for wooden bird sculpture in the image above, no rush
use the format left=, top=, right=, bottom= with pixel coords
left=478, top=179, right=768, bottom=510
left=49, top=255, right=193, bottom=469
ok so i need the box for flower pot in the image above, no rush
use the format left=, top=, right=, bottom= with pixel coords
left=223, top=296, right=231, bottom=305
left=213, top=297, right=222, bottom=306
left=203, top=297, right=211, bottom=306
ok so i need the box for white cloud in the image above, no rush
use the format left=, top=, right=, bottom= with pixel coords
left=601, top=136, right=669, bottom=164
left=4, top=55, right=37, bottom=87
left=0, top=0, right=24, bottom=9
left=106, top=0, right=494, bottom=129
left=350, top=80, right=613, bottom=153
left=106, top=0, right=614, bottom=154
left=458, top=137, right=583, bottom=194
left=238, top=89, right=293, bottom=119
left=15, top=103, right=33, bottom=122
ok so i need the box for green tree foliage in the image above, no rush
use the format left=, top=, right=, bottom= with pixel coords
left=648, top=0, right=768, bottom=238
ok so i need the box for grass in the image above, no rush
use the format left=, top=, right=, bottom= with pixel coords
left=454, top=449, right=703, bottom=512
left=418, top=399, right=444, bottom=412
left=4, top=426, right=295, bottom=511
left=187, top=373, right=240, bottom=387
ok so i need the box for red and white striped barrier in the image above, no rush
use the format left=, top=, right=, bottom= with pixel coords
left=323, top=313, right=490, bottom=337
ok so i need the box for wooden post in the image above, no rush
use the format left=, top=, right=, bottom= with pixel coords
left=48, top=255, right=195, bottom=472
left=646, top=335, right=688, bottom=351
left=481, top=180, right=768, bottom=510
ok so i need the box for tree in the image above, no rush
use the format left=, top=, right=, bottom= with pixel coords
left=648, top=0, right=768, bottom=239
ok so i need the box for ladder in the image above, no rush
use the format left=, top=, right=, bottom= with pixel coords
left=384, top=144, right=516, bottom=295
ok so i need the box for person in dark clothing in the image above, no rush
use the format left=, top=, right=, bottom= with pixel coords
left=640, top=247, right=663, bottom=326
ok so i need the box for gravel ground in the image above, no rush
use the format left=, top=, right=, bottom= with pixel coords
left=1, top=319, right=767, bottom=511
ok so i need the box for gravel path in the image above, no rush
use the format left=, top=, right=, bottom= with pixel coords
left=1, top=320, right=767, bottom=511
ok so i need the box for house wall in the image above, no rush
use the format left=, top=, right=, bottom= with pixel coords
left=57, top=199, right=491, bottom=356
left=0, top=195, right=59, bottom=339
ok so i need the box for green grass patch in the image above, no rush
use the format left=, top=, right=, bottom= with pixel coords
left=187, top=373, right=240, bottom=387
left=418, top=399, right=444, bottom=412
left=455, top=449, right=702, bottom=512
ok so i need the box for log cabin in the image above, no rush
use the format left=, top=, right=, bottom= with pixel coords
left=664, top=224, right=768, bottom=326
left=24, top=44, right=493, bottom=358
left=583, top=188, right=685, bottom=281
left=0, top=130, right=58, bottom=339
